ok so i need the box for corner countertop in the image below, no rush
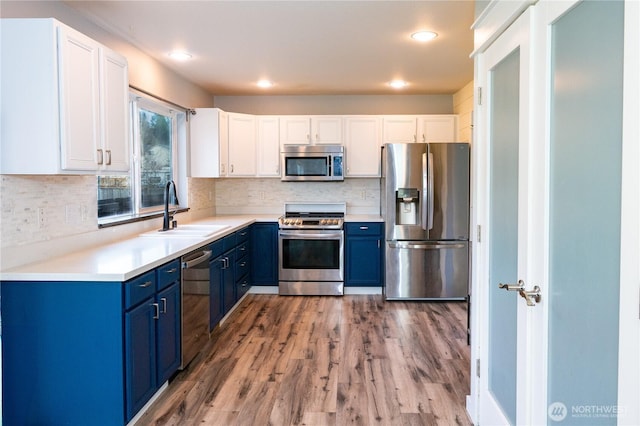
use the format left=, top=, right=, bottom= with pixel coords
left=0, top=214, right=383, bottom=283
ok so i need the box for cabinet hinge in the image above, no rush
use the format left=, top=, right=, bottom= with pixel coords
left=476, top=359, right=481, bottom=378
left=477, top=87, right=482, bottom=106
left=477, top=225, right=482, bottom=243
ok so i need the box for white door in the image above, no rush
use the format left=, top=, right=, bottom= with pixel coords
left=472, top=1, right=636, bottom=425
left=474, top=7, right=543, bottom=425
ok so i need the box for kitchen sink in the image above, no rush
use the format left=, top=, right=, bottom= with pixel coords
left=140, top=224, right=229, bottom=238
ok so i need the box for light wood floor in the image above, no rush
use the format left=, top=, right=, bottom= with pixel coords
left=137, top=294, right=472, bottom=426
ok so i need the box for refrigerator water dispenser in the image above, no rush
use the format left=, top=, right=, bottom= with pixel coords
left=395, top=188, right=420, bottom=225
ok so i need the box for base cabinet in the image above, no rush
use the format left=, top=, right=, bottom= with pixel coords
left=345, top=222, right=384, bottom=287
left=209, top=227, right=252, bottom=330
left=250, top=223, right=279, bottom=285
left=2, top=259, right=181, bottom=426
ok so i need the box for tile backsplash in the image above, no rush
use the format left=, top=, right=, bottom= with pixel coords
left=0, top=175, right=379, bottom=269
left=213, top=178, right=380, bottom=215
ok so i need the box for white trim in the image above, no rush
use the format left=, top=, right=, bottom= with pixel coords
left=470, top=0, right=537, bottom=57
left=126, top=381, right=168, bottom=426
left=617, top=1, right=640, bottom=424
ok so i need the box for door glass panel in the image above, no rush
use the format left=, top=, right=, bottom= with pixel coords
left=488, top=48, right=520, bottom=425
left=548, top=2, right=623, bottom=424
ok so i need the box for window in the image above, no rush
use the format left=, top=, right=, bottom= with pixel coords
left=98, top=91, right=185, bottom=224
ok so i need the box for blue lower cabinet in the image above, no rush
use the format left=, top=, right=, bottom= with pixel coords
left=345, top=222, right=384, bottom=287
left=125, top=298, right=157, bottom=420
left=250, top=222, right=278, bottom=285
left=222, top=249, right=237, bottom=313
left=209, top=256, right=224, bottom=330
left=156, top=281, right=181, bottom=384
left=1, top=258, right=181, bottom=426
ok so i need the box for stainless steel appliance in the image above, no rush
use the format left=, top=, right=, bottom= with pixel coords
left=278, top=202, right=345, bottom=295
left=180, top=247, right=212, bottom=368
left=281, top=145, right=344, bottom=181
left=382, top=143, right=470, bottom=300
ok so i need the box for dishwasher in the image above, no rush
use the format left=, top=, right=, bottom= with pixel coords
left=180, top=247, right=212, bottom=369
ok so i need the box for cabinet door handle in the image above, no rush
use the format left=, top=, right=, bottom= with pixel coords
left=97, top=149, right=104, bottom=165
left=139, top=280, right=153, bottom=288
left=105, top=150, right=112, bottom=165
left=230, top=164, right=234, bottom=173
left=160, top=297, right=167, bottom=314
left=152, top=303, right=160, bottom=320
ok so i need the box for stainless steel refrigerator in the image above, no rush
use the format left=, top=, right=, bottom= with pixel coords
left=382, top=142, right=470, bottom=300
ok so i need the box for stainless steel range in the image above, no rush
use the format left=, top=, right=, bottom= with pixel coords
left=278, top=203, right=345, bottom=296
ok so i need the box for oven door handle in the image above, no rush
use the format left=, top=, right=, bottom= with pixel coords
left=279, top=230, right=343, bottom=239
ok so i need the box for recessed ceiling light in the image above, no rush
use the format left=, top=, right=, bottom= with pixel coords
left=411, top=31, right=438, bottom=42
left=257, top=79, right=274, bottom=88
left=168, top=51, right=192, bottom=61
left=389, top=80, right=408, bottom=89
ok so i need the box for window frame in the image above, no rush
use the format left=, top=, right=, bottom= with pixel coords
left=97, top=89, right=186, bottom=227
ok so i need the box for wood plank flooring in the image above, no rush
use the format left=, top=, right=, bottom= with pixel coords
left=136, top=294, right=472, bottom=426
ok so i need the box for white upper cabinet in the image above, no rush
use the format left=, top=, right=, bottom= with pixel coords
left=257, top=116, right=280, bottom=177
left=227, top=112, right=256, bottom=176
left=382, top=115, right=457, bottom=144
left=190, top=108, right=228, bottom=177
left=279, top=116, right=343, bottom=145
left=0, top=19, right=129, bottom=174
left=382, top=115, right=418, bottom=143
left=344, top=116, right=383, bottom=177
left=417, top=115, right=458, bottom=143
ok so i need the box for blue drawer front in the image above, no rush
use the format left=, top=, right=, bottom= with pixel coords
left=222, top=234, right=236, bottom=252
left=156, top=259, right=180, bottom=291
left=236, top=227, right=250, bottom=244
left=210, top=239, right=224, bottom=258
left=346, top=222, right=383, bottom=236
left=236, top=241, right=249, bottom=257
left=235, top=255, right=250, bottom=280
left=125, top=271, right=156, bottom=309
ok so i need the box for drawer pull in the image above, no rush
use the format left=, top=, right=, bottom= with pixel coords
left=165, top=268, right=178, bottom=274
left=359, top=226, right=369, bottom=230
left=139, top=281, right=153, bottom=288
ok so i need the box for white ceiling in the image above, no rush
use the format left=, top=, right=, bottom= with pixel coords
left=63, top=1, right=475, bottom=96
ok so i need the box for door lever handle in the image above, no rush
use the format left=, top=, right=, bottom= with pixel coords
left=498, top=280, right=541, bottom=306
left=498, top=280, right=525, bottom=291
left=519, top=286, right=541, bottom=306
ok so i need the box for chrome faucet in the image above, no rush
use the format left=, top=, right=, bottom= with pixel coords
left=162, top=180, right=180, bottom=231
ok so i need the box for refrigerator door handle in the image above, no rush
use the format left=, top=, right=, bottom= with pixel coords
left=388, top=241, right=467, bottom=250
left=421, top=153, right=428, bottom=231
left=428, top=152, right=434, bottom=231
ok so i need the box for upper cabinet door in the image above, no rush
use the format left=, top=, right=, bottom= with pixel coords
left=101, top=49, right=130, bottom=172
left=58, top=25, right=101, bottom=171
left=279, top=116, right=312, bottom=145
left=417, top=115, right=457, bottom=143
left=279, top=116, right=343, bottom=145
left=310, top=116, right=342, bottom=145
left=382, top=116, right=418, bottom=143
left=344, top=116, right=382, bottom=177
left=228, top=112, right=256, bottom=176
left=190, top=108, right=228, bottom=177
left=257, top=116, right=280, bottom=177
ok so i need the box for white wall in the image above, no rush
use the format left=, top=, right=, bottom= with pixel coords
left=0, top=1, right=214, bottom=108
left=214, top=94, right=453, bottom=115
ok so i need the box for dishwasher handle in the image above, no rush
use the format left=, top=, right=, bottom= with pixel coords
left=182, top=250, right=213, bottom=269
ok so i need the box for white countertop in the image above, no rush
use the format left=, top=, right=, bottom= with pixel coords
left=0, top=214, right=382, bottom=283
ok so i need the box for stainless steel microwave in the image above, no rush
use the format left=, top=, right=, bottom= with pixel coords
left=281, top=145, right=344, bottom=181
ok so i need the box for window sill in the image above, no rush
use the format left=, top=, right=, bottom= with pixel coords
left=98, top=208, right=190, bottom=229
